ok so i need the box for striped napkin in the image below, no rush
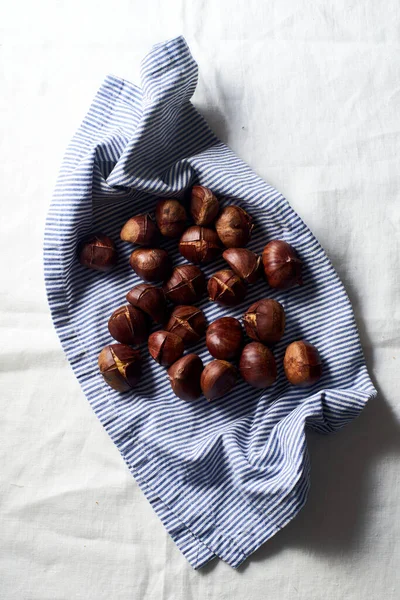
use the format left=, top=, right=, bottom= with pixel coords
left=44, top=36, right=376, bottom=569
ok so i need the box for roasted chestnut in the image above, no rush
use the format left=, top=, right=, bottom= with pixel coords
left=178, top=226, right=221, bottom=264
left=190, top=185, right=219, bottom=226
left=98, top=344, right=141, bottom=392
left=155, top=199, right=187, bottom=238
left=163, top=264, right=206, bottom=305
left=78, top=234, right=117, bottom=272
left=243, top=299, right=285, bottom=344
left=207, top=269, right=246, bottom=306
left=108, top=305, right=148, bottom=345
left=206, top=317, right=243, bottom=360
left=167, top=354, right=204, bottom=401
left=129, top=248, right=171, bottom=282
left=283, top=341, right=322, bottom=386
left=262, top=240, right=303, bottom=289
left=165, top=305, right=206, bottom=344
left=148, top=330, right=184, bottom=366
left=200, top=360, right=237, bottom=401
left=215, top=206, right=253, bottom=248
left=239, top=342, right=277, bottom=388
left=222, top=248, right=262, bottom=284
left=126, top=284, right=166, bottom=323
left=120, top=214, right=159, bottom=246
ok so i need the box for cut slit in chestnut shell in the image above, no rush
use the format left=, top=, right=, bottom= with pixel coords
left=165, top=305, right=206, bottom=344
left=207, top=269, right=246, bottom=306
left=163, top=264, right=206, bottom=305
left=98, top=344, right=142, bottom=392
left=178, top=226, right=221, bottom=264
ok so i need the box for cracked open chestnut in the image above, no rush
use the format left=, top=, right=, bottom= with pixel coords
left=239, top=342, right=277, bottom=388
left=167, top=354, right=204, bottom=401
left=163, top=264, right=206, bottom=305
left=215, top=206, right=253, bottom=248
left=165, top=305, right=206, bottom=344
left=120, top=214, right=159, bottom=246
left=126, top=283, right=166, bottom=323
left=108, top=305, right=148, bottom=345
left=283, top=341, right=322, bottom=386
left=129, top=248, right=171, bottom=282
left=155, top=199, right=187, bottom=238
left=206, top=317, right=243, bottom=360
left=243, top=299, right=285, bottom=344
left=207, top=269, right=246, bottom=306
left=98, top=344, right=142, bottom=392
left=78, top=234, right=118, bottom=272
left=190, top=185, right=219, bottom=226
left=148, top=330, right=184, bottom=366
left=222, top=248, right=262, bottom=284
left=200, top=360, right=237, bottom=401
left=178, top=226, right=221, bottom=264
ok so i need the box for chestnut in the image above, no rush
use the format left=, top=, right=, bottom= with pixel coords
left=239, top=342, right=277, bottom=388
left=165, top=305, right=206, bottom=344
left=163, top=264, right=206, bottom=305
left=78, top=234, right=117, bottom=272
left=222, top=248, right=262, bottom=284
left=283, top=341, right=322, bottom=386
left=207, top=269, right=246, bottom=306
left=262, top=240, right=303, bottom=289
left=98, top=344, right=141, bottom=392
left=200, top=360, right=237, bottom=401
left=178, top=226, right=221, bottom=264
left=215, top=206, right=253, bottom=248
left=206, top=317, right=243, bottom=360
left=243, top=299, right=285, bottom=344
left=108, top=305, right=148, bottom=345
left=167, top=354, right=204, bottom=401
left=148, top=330, right=184, bottom=366
left=120, top=214, right=159, bottom=246
left=155, top=199, right=187, bottom=238
left=126, top=283, right=166, bottom=323
left=190, top=185, right=219, bottom=226
left=129, top=248, right=171, bottom=282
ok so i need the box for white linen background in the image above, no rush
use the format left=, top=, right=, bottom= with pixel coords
left=1, top=0, right=399, bottom=598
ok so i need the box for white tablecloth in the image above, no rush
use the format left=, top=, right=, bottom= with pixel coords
left=1, top=1, right=399, bottom=598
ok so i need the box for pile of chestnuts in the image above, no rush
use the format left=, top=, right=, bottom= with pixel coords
left=78, top=185, right=322, bottom=403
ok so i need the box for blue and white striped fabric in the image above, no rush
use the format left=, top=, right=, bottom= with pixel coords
left=44, top=36, right=377, bottom=569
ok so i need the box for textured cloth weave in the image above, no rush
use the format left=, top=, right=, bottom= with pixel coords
left=44, top=36, right=377, bottom=569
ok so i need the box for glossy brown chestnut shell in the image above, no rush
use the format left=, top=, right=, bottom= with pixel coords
left=215, top=206, right=253, bottom=248
left=129, top=248, right=171, bottom=282
left=222, top=248, right=262, bottom=284
left=163, top=264, right=206, bottom=305
left=262, top=240, right=303, bottom=289
left=108, top=305, right=148, bottom=345
left=126, top=284, right=166, bottom=323
left=206, top=317, right=243, bottom=360
left=120, top=214, right=159, bottom=246
left=243, top=299, right=286, bottom=344
left=167, top=354, right=204, bottom=401
left=190, top=185, right=219, bottom=226
left=98, top=344, right=142, bottom=392
left=200, top=360, right=237, bottom=401
left=148, top=330, right=184, bottom=366
left=239, top=342, right=277, bottom=388
left=155, top=199, right=187, bottom=238
left=165, top=305, right=207, bottom=344
left=283, top=341, right=322, bottom=386
left=178, top=226, right=221, bottom=264
left=78, top=234, right=117, bottom=272
left=207, top=269, right=246, bottom=306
